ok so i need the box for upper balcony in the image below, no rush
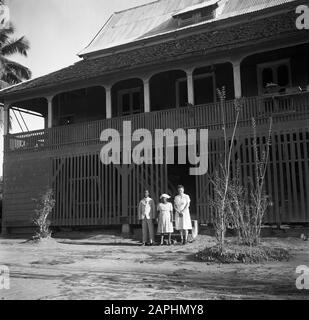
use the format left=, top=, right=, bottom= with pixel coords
left=3, top=43, right=309, bottom=155
left=4, top=91, right=309, bottom=154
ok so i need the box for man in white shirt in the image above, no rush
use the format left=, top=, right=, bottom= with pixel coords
left=138, top=190, right=156, bottom=246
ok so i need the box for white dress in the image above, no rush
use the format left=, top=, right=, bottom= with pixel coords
left=174, top=194, right=192, bottom=230
left=157, top=202, right=174, bottom=234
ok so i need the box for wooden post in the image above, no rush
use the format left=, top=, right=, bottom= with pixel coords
left=143, top=78, right=151, bottom=113
left=2, top=102, right=10, bottom=235
left=232, top=60, right=242, bottom=98
left=105, top=85, right=112, bottom=119
left=186, top=69, right=195, bottom=105
left=3, top=102, right=10, bottom=135
left=46, top=96, right=54, bottom=128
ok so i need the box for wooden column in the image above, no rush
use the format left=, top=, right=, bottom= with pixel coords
left=46, top=96, right=54, bottom=128
left=2, top=102, right=10, bottom=235
left=232, top=60, right=242, bottom=98
left=105, top=86, right=112, bottom=119
left=143, top=78, right=151, bottom=113
left=186, top=69, right=195, bottom=105
left=3, top=103, right=10, bottom=135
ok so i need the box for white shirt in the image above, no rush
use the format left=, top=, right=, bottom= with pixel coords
left=138, top=197, right=155, bottom=220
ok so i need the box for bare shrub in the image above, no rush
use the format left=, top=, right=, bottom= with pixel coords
left=227, top=118, right=273, bottom=246
left=209, top=87, right=242, bottom=251
left=249, top=117, right=273, bottom=244
left=33, top=189, right=55, bottom=240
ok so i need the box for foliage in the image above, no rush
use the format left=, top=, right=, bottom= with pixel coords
left=0, top=5, right=31, bottom=129
left=195, top=243, right=289, bottom=264
left=33, top=189, right=55, bottom=240
left=0, top=21, right=31, bottom=88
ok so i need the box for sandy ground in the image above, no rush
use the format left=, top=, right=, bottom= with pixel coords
left=0, top=233, right=308, bottom=300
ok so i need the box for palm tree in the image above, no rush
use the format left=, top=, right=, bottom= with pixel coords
left=0, top=4, right=31, bottom=129
left=0, top=23, right=32, bottom=89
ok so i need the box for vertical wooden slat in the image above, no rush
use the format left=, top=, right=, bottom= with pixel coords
left=295, top=131, right=305, bottom=221
left=276, top=132, right=285, bottom=224
left=283, top=133, right=293, bottom=220
left=65, top=156, right=70, bottom=226
left=303, top=129, right=309, bottom=216
left=76, top=156, right=80, bottom=226
left=270, top=133, right=279, bottom=223
left=82, top=154, right=86, bottom=225
left=69, top=156, right=73, bottom=226
left=87, top=154, right=90, bottom=225
left=290, top=132, right=299, bottom=222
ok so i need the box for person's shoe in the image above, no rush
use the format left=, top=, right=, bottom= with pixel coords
left=148, top=242, right=154, bottom=246
left=140, top=242, right=146, bottom=246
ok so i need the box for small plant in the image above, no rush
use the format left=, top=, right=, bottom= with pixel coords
left=33, top=189, right=55, bottom=240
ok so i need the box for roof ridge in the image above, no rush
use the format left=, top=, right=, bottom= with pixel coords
left=114, top=0, right=160, bottom=14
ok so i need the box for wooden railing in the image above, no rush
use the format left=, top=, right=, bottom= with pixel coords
left=5, top=92, right=309, bottom=153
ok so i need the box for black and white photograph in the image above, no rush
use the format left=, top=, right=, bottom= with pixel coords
left=0, top=0, right=309, bottom=304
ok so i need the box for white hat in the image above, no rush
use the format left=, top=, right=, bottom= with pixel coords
left=160, top=194, right=171, bottom=199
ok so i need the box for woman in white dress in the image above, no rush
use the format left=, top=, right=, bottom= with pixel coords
left=174, top=185, right=192, bottom=245
left=157, top=194, right=174, bottom=246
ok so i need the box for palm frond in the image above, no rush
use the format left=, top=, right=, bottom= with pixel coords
left=5, top=59, right=31, bottom=79
left=8, top=60, right=31, bottom=79
left=1, top=58, right=31, bottom=83
left=0, top=23, right=15, bottom=45
left=0, top=20, right=31, bottom=86
left=1, top=36, right=30, bottom=57
left=1, top=71, right=20, bottom=84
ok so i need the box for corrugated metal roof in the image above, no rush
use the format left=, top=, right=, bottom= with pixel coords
left=0, top=0, right=302, bottom=98
left=80, top=0, right=206, bottom=55
left=80, top=0, right=298, bottom=56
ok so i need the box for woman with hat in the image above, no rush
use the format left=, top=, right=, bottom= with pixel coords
left=157, top=194, right=174, bottom=246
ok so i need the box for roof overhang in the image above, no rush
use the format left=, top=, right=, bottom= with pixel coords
left=0, top=0, right=305, bottom=102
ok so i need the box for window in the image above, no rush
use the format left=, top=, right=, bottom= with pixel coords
left=194, top=73, right=216, bottom=105
left=176, top=79, right=188, bottom=107
left=176, top=73, right=216, bottom=107
left=117, top=87, right=143, bottom=116
left=173, top=1, right=218, bottom=27
left=258, top=59, right=292, bottom=95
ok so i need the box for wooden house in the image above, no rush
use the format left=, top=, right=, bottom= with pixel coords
left=0, top=0, right=309, bottom=233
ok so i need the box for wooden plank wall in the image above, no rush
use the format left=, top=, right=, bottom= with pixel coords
left=196, top=126, right=309, bottom=224
left=51, top=154, right=170, bottom=226
left=3, top=156, right=50, bottom=228
left=52, top=154, right=120, bottom=226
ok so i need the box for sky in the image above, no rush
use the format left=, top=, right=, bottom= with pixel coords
left=0, top=0, right=154, bottom=176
